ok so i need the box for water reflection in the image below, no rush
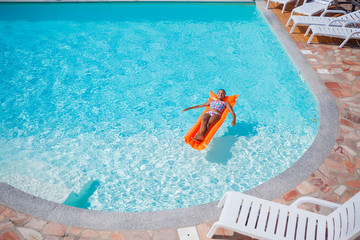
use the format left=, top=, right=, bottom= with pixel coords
left=205, top=122, right=257, bottom=165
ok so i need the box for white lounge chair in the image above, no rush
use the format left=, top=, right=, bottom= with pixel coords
left=290, top=10, right=360, bottom=34
left=266, top=0, right=301, bottom=13
left=286, top=0, right=335, bottom=27
left=207, top=191, right=360, bottom=240
left=307, top=23, right=360, bottom=47
left=289, top=9, right=347, bottom=33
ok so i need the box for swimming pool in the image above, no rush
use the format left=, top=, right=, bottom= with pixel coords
left=0, top=3, right=318, bottom=212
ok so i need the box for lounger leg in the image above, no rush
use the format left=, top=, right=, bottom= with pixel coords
left=294, top=0, right=300, bottom=7
left=290, top=23, right=298, bottom=33
left=286, top=10, right=295, bottom=26
left=282, top=3, right=286, bottom=13
left=339, top=36, right=351, bottom=48
left=305, top=27, right=311, bottom=36
left=307, top=32, right=316, bottom=44
left=207, top=222, right=220, bottom=239
left=266, top=0, right=271, bottom=9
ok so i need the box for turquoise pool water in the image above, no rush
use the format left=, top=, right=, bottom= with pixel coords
left=0, top=3, right=318, bottom=212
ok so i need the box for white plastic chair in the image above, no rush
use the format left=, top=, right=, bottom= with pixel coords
left=207, top=191, right=360, bottom=240
left=290, top=10, right=360, bottom=34
left=286, top=0, right=335, bottom=27
left=266, top=0, right=301, bottom=13
left=307, top=22, right=360, bottom=47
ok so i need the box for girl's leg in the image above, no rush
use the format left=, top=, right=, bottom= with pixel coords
left=198, top=113, right=211, bottom=137
left=204, top=114, right=221, bottom=135
left=192, top=113, right=210, bottom=142
left=192, top=113, right=220, bottom=142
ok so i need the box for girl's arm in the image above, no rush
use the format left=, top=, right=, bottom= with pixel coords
left=182, top=100, right=211, bottom=112
left=225, top=102, right=236, bottom=126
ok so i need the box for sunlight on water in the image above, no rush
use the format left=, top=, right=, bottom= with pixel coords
left=0, top=3, right=318, bottom=212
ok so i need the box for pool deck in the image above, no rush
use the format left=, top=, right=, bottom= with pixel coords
left=1, top=1, right=360, bottom=240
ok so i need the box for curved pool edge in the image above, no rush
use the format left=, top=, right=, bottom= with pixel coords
left=247, top=0, right=339, bottom=200
left=0, top=0, right=338, bottom=231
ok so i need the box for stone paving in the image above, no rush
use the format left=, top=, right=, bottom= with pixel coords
left=272, top=44, right=360, bottom=209
left=1, top=4, right=360, bottom=240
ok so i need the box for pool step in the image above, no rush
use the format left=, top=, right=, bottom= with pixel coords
left=0, top=174, right=71, bottom=203
left=63, top=179, right=100, bottom=209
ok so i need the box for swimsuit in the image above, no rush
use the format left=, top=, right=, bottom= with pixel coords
left=210, top=100, right=226, bottom=112
left=207, top=111, right=220, bottom=116
left=207, top=100, right=226, bottom=116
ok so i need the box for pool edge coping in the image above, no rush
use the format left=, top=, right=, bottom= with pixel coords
left=0, top=1, right=338, bottom=231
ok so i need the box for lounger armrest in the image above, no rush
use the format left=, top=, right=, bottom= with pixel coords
left=346, top=30, right=360, bottom=39
left=290, top=196, right=341, bottom=209
left=326, top=19, right=355, bottom=26
left=343, top=21, right=360, bottom=28
left=320, top=9, right=347, bottom=16
left=315, top=0, right=334, bottom=5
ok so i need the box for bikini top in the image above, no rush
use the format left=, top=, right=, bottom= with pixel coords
left=209, top=100, right=226, bottom=113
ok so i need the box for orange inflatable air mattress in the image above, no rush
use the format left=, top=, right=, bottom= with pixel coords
left=184, top=91, right=239, bottom=150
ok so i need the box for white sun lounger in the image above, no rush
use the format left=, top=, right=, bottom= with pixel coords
left=286, top=0, right=335, bottom=27
left=290, top=10, right=354, bottom=33
left=266, top=0, right=300, bottom=13
left=207, top=191, right=360, bottom=240
left=307, top=23, right=360, bottom=47
left=290, top=10, right=360, bottom=34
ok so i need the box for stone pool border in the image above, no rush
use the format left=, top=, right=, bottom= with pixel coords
left=0, top=0, right=338, bottom=231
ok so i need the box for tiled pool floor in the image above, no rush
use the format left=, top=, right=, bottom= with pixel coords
left=1, top=3, right=360, bottom=240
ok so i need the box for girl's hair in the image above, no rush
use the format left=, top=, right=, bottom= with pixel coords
left=218, top=89, right=226, bottom=94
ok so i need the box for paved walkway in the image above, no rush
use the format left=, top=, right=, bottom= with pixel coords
left=1, top=3, right=360, bottom=240
left=274, top=44, right=360, bottom=207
